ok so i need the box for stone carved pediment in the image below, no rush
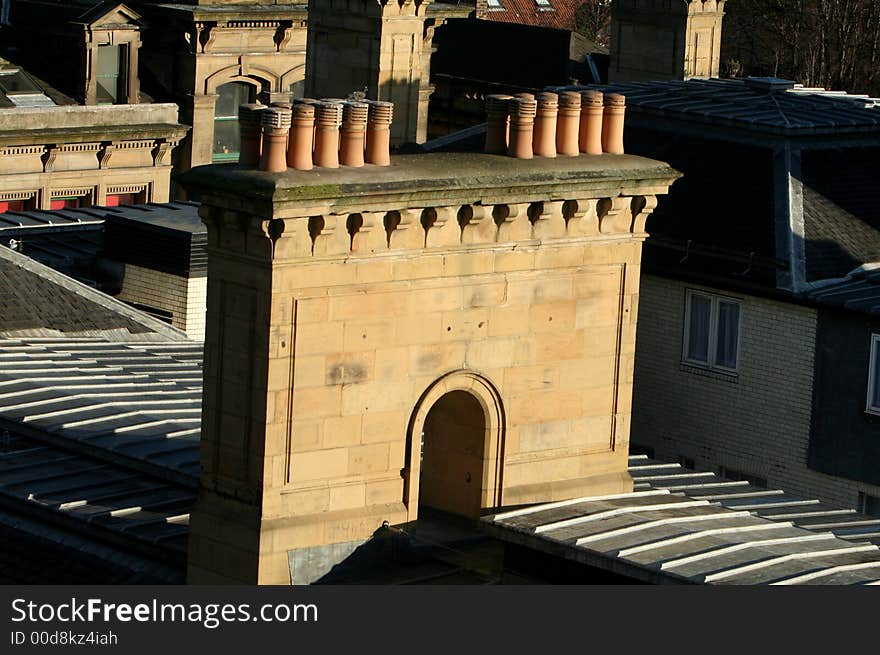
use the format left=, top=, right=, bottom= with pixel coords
left=77, top=3, right=142, bottom=29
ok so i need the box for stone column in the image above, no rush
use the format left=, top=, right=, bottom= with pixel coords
left=305, top=0, right=434, bottom=146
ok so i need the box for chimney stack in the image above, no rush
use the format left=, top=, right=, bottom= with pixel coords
left=238, top=103, right=267, bottom=168
left=365, top=101, right=393, bottom=167
left=484, top=94, right=513, bottom=155
left=579, top=90, right=604, bottom=155
left=533, top=92, right=558, bottom=158
left=556, top=91, right=581, bottom=156
left=288, top=103, right=315, bottom=171
left=340, top=102, right=369, bottom=168
left=507, top=94, right=536, bottom=160
left=601, top=94, right=626, bottom=155
left=313, top=101, right=343, bottom=169
left=259, top=106, right=292, bottom=173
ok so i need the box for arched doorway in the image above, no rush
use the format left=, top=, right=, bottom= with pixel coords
left=405, top=371, right=505, bottom=522
left=419, top=390, right=486, bottom=518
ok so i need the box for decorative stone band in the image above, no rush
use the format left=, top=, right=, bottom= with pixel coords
left=185, top=151, right=678, bottom=262
left=486, top=89, right=626, bottom=158
left=200, top=193, right=662, bottom=261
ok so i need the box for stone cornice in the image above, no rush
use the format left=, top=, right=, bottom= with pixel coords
left=191, top=153, right=679, bottom=263
left=0, top=123, right=190, bottom=148
left=182, top=152, right=680, bottom=220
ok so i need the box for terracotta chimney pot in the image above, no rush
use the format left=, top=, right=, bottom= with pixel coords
left=365, top=101, right=393, bottom=166
left=313, top=101, right=343, bottom=169
left=340, top=101, right=369, bottom=167
left=288, top=103, right=315, bottom=171
left=238, top=103, right=267, bottom=168
left=259, top=106, right=292, bottom=173
left=533, top=92, right=558, bottom=158
left=507, top=96, right=537, bottom=160
left=556, top=91, right=581, bottom=156
left=579, top=90, right=604, bottom=155
left=484, top=94, right=513, bottom=154
left=601, top=93, right=626, bottom=155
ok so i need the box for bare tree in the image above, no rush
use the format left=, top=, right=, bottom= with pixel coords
left=575, top=0, right=612, bottom=49
left=723, top=0, right=880, bottom=95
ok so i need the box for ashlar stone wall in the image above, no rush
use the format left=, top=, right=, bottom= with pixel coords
left=182, top=152, right=678, bottom=583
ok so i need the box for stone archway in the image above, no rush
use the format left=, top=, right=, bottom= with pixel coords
left=405, top=371, right=505, bottom=521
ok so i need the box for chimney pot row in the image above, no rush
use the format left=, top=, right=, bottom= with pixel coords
left=259, top=106, right=293, bottom=173
left=238, top=103, right=267, bottom=168
left=249, top=98, right=394, bottom=172
left=485, top=89, right=626, bottom=159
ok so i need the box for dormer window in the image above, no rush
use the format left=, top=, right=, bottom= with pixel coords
left=82, top=4, right=142, bottom=105
left=96, top=44, right=128, bottom=104
left=535, top=0, right=554, bottom=10
left=486, top=0, right=504, bottom=9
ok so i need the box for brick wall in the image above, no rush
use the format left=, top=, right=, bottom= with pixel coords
left=632, top=274, right=880, bottom=509
left=117, top=264, right=205, bottom=340
left=185, top=275, right=207, bottom=342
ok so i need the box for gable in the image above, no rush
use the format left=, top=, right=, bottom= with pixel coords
left=76, top=2, right=142, bottom=28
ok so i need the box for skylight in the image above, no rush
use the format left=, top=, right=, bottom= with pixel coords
left=0, top=69, right=41, bottom=95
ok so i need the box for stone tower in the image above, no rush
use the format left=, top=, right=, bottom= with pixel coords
left=305, top=0, right=436, bottom=145
left=609, top=0, right=726, bottom=82
left=181, top=149, right=677, bottom=585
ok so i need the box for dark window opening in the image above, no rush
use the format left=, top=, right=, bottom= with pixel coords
left=50, top=195, right=91, bottom=210
left=103, top=191, right=145, bottom=207
left=0, top=199, right=33, bottom=213
left=213, top=82, right=255, bottom=162
left=859, top=493, right=880, bottom=517
left=96, top=44, right=128, bottom=104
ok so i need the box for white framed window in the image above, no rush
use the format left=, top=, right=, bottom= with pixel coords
left=866, top=335, right=880, bottom=415
left=486, top=0, right=504, bottom=9
left=682, top=289, right=741, bottom=373
left=535, top=0, right=553, bottom=8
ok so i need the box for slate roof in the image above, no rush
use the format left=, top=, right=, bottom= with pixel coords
left=592, top=78, right=880, bottom=137
left=0, top=337, right=203, bottom=480
left=806, top=268, right=880, bottom=317
left=486, top=455, right=880, bottom=584
left=0, top=245, right=186, bottom=340
left=801, top=148, right=880, bottom=281
left=564, top=78, right=880, bottom=293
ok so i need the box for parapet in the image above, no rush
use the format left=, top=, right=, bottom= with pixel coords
left=181, top=150, right=679, bottom=263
